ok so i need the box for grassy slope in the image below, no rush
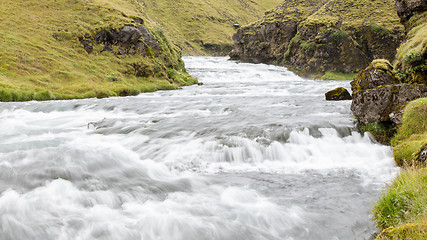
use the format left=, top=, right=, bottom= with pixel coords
left=0, top=0, right=196, bottom=101
left=374, top=168, right=427, bottom=240
left=141, top=0, right=282, bottom=55
left=374, top=98, right=427, bottom=240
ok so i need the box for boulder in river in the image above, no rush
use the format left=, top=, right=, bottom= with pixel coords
left=325, top=87, right=352, bottom=101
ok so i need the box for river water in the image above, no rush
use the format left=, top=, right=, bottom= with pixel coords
left=0, top=57, right=398, bottom=240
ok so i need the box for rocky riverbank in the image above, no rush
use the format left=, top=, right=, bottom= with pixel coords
left=349, top=1, right=426, bottom=239
left=230, top=0, right=404, bottom=79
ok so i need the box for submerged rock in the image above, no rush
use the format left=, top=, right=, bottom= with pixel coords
left=325, top=87, right=352, bottom=101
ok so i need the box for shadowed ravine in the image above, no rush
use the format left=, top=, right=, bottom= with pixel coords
left=0, top=57, right=398, bottom=240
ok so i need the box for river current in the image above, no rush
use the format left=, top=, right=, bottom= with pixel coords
left=0, top=57, right=398, bottom=240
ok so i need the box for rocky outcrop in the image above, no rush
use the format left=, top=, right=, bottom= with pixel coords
left=396, top=0, right=427, bottom=30
left=350, top=1, right=426, bottom=129
left=350, top=59, right=427, bottom=125
left=325, top=87, right=352, bottom=101
left=394, top=0, right=427, bottom=84
left=80, top=25, right=161, bottom=57
left=350, top=60, right=399, bottom=93
left=231, top=0, right=404, bottom=78
left=351, top=83, right=427, bottom=124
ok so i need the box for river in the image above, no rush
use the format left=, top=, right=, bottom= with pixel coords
left=0, top=57, right=398, bottom=240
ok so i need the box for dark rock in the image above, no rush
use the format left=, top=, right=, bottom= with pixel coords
left=233, top=23, right=240, bottom=29
left=230, top=1, right=404, bottom=77
left=396, top=0, right=427, bottom=28
left=79, top=38, right=93, bottom=53
left=351, top=59, right=399, bottom=93
left=119, top=26, right=143, bottom=45
left=325, top=87, right=352, bottom=101
left=389, top=109, right=404, bottom=126
left=351, top=83, right=427, bottom=125
left=87, top=25, right=161, bottom=56
left=415, top=144, right=427, bottom=164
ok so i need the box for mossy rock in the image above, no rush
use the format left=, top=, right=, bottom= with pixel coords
left=351, top=59, right=399, bottom=94
left=325, top=87, right=352, bottom=101
left=376, top=220, right=427, bottom=240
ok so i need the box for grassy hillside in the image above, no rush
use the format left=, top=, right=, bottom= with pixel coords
left=140, top=0, right=282, bottom=55
left=0, top=0, right=197, bottom=101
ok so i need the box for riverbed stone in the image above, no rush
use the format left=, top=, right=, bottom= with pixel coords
left=325, top=87, right=352, bottom=101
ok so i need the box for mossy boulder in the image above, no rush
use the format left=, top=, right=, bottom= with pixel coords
left=351, top=83, right=427, bottom=125
left=325, top=87, right=352, bottom=101
left=351, top=60, right=399, bottom=93
left=231, top=0, right=405, bottom=78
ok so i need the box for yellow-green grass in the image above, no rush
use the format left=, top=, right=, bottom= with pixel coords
left=376, top=219, right=427, bottom=240
left=140, top=0, right=282, bottom=55
left=0, top=0, right=197, bottom=102
left=374, top=167, right=427, bottom=239
left=392, top=98, right=427, bottom=166
left=394, top=12, right=427, bottom=84
left=320, top=71, right=358, bottom=80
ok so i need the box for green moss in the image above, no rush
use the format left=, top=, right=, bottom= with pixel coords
left=300, top=41, right=316, bottom=51
left=376, top=220, right=427, bottom=240
left=329, top=30, right=348, bottom=42
left=167, top=69, right=198, bottom=86
left=359, top=122, right=396, bottom=145
left=373, top=168, right=427, bottom=233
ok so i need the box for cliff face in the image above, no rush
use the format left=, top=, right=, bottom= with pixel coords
left=350, top=0, right=426, bottom=130
left=0, top=0, right=197, bottom=101
left=394, top=0, right=427, bottom=84
left=231, top=0, right=405, bottom=78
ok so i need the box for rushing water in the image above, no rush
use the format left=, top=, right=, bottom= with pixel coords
left=0, top=57, right=398, bottom=240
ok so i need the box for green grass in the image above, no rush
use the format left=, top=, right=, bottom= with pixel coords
left=374, top=98, right=427, bottom=239
left=374, top=167, right=427, bottom=237
left=0, top=0, right=197, bottom=102
left=392, top=98, right=427, bottom=166
left=359, top=122, right=396, bottom=145
left=320, top=71, right=358, bottom=80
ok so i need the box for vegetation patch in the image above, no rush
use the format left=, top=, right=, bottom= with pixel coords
left=391, top=98, right=427, bottom=166
left=359, top=122, right=396, bottom=145
left=320, top=71, right=357, bottom=80
left=0, top=0, right=197, bottom=102
left=374, top=167, right=427, bottom=236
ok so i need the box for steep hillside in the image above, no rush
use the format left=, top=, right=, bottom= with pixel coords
left=0, top=0, right=196, bottom=101
left=230, top=0, right=405, bottom=79
left=140, top=0, right=282, bottom=55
